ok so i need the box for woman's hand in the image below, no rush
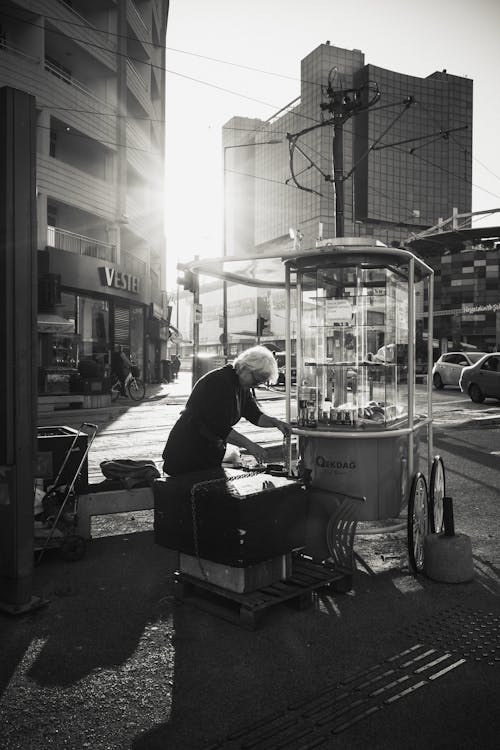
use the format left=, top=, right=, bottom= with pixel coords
left=273, top=418, right=291, bottom=437
left=246, top=441, right=268, bottom=465
left=258, top=414, right=291, bottom=436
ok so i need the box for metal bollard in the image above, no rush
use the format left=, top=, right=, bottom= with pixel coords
left=443, top=496, right=455, bottom=537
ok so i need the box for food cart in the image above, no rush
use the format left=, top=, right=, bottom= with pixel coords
left=185, top=238, right=445, bottom=574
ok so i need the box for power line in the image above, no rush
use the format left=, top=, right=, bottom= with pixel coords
left=0, top=4, right=327, bottom=90
left=36, top=123, right=158, bottom=155
left=5, top=8, right=492, bottom=223
left=0, top=7, right=321, bottom=127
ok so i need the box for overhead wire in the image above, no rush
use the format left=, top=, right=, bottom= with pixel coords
left=0, top=6, right=322, bottom=127
left=0, top=3, right=330, bottom=90
left=4, top=6, right=496, bottom=223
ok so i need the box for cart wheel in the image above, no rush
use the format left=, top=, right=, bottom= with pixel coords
left=59, top=535, right=86, bottom=562
left=407, top=473, right=429, bottom=575
left=429, top=456, right=445, bottom=534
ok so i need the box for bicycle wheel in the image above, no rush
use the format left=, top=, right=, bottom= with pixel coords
left=110, top=381, right=121, bottom=401
left=407, top=472, right=429, bottom=575
left=127, top=377, right=145, bottom=401
left=429, top=456, right=445, bottom=534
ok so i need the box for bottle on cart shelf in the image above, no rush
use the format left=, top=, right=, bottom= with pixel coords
left=298, top=379, right=317, bottom=428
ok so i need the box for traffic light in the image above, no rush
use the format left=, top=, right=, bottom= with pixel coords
left=177, top=266, right=198, bottom=293
left=256, top=315, right=269, bottom=337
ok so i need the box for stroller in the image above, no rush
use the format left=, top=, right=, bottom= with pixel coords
left=34, top=423, right=98, bottom=564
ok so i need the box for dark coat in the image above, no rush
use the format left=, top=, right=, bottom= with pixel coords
left=162, top=365, right=262, bottom=476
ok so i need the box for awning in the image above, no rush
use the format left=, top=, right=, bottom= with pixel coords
left=169, top=324, right=189, bottom=344
left=37, top=313, right=75, bottom=334
left=183, top=238, right=425, bottom=288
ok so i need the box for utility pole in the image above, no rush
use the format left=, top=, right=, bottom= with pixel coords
left=0, top=87, right=39, bottom=614
left=222, top=139, right=282, bottom=359
left=178, top=258, right=200, bottom=387
left=192, top=257, right=200, bottom=387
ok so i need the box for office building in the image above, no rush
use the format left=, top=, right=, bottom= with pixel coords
left=224, top=42, right=472, bottom=254
left=409, top=216, right=500, bottom=352
left=0, top=0, right=169, bottom=400
left=202, top=42, right=474, bottom=359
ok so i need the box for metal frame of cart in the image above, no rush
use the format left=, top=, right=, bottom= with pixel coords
left=185, top=239, right=446, bottom=574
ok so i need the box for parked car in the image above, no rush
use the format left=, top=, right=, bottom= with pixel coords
left=432, top=351, right=487, bottom=389
left=459, top=353, right=500, bottom=403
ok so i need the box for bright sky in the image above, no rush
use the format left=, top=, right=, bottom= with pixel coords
left=164, top=0, right=500, bottom=285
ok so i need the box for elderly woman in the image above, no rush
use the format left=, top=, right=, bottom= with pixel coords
left=162, top=346, right=290, bottom=476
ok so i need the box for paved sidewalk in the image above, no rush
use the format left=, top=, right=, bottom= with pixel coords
left=1, top=519, right=498, bottom=750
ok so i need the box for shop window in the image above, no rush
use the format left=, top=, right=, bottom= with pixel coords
left=77, top=295, right=110, bottom=370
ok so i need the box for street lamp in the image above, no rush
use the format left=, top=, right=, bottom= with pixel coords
left=222, top=139, right=282, bottom=361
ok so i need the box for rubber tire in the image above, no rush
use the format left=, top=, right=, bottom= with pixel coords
left=407, top=472, right=429, bottom=575
left=128, top=378, right=146, bottom=401
left=429, top=456, right=445, bottom=534
left=432, top=372, right=444, bottom=390
left=110, top=383, right=120, bottom=402
left=469, top=383, right=484, bottom=403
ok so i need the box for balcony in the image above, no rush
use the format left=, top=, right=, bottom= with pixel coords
left=38, top=154, right=116, bottom=218
left=127, top=0, right=151, bottom=48
left=150, top=269, right=160, bottom=289
left=127, top=58, right=151, bottom=114
left=122, top=251, right=147, bottom=277
left=126, top=119, right=154, bottom=175
left=47, top=226, right=116, bottom=263
left=37, top=0, right=117, bottom=71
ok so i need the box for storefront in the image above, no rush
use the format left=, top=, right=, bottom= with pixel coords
left=38, top=248, right=168, bottom=395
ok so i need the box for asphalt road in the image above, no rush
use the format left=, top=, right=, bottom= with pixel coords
left=85, top=378, right=500, bottom=484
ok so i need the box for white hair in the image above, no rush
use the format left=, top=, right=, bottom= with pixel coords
left=233, top=346, right=279, bottom=384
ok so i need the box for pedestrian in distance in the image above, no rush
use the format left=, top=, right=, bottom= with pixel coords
left=171, top=354, right=181, bottom=380
left=162, top=345, right=290, bottom=476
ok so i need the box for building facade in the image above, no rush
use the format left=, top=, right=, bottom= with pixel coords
left=0, top=0, right=169, bottom=395
left=186, top=42, right=473, bottom=361
left=409, top=219, right=500, bottom=354
left=225, top=43, right=472, bottom=254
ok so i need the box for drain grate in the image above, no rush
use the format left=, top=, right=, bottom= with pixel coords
left=402, top=605, right=500, bottom=665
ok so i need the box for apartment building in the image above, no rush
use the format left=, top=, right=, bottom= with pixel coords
left=0, top=0, right=169, bottom=396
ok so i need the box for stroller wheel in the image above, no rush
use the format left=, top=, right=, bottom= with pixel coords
left=60, top=535, right=86, bottom=562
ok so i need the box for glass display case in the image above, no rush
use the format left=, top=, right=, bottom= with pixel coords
left=284, top=244, right=434, bottom=522
left=294, top=255, right=422, bottom=431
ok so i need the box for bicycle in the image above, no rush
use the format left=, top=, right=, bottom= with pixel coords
left=110, top=364, right=146, bottom=402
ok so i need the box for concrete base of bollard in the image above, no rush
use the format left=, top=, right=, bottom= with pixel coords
left=423, top=532, right=474, bottom=583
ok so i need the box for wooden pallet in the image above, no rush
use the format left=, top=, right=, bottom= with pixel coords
left=174, top=555, right=352, bottom=630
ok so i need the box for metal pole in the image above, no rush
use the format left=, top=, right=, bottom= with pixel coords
left=427, top=269, right=434, bottom=469
left=333, top=120, right=345, bottom=238
left=222, top=148, right=229, bottom=362
left=0, top=87, right=39, bottom=613
left=192, top=256, right=200, bottom=388
left=285, top=265, right=291, bottom=424
left=408, top=257, right=415, bottom=479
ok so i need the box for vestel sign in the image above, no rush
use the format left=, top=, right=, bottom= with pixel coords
left=99, top=266, right=140, bottom=294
